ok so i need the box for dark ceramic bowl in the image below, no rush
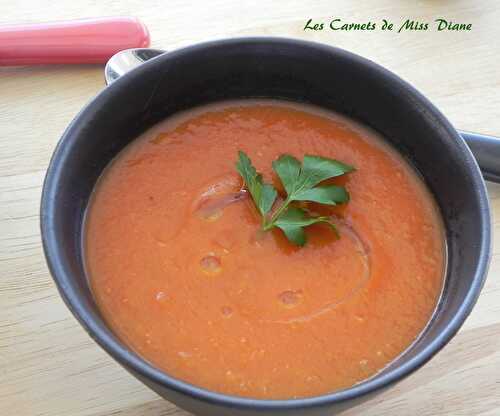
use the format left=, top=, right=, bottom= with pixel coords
left=41, top=38, right=491, bottom=416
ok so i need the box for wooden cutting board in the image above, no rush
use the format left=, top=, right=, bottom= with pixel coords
left=1, top=1, right=499, bottom=415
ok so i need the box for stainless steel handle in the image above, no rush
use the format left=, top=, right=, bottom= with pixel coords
left=104, top=48, right=165, bottom=84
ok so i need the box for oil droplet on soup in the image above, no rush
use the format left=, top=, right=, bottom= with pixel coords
left=278, top=290, right=303, bottom=308
left=221, top=306, right=233, bottom=317
left=200, top=254, right=222, bottom=275
left=85, top=100, right=445, bottom=399
left=155, top=291, right=167, bottom=302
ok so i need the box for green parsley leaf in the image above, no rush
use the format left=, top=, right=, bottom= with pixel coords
left=236, top=151, right=354, bottom=247
left=293, top=185, right=349, bottom=205
left=274, top=207, right=337, bottom=246
left=259, top=180, right=279, bottom=215
left=272, top=154, right=301, bottom=194
left=272, top=154, right=354, bottom=200
left=236, top=151, right=277, bottom=216
left=298, top=155, right=354, bottom=190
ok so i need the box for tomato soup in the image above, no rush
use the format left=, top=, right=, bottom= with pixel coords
left=85, top=101, right=445, bottom=399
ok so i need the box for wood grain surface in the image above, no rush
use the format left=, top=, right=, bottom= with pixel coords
left=1, top=1, right=499, bottom=415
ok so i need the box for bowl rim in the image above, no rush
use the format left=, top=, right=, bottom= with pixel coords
left=40, top=36, right=492, bottom=411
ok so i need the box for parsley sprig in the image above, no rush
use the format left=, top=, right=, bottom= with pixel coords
left=236, top=151, right=354, bottom=246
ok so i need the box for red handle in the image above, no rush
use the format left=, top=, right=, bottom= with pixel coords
left=0, top=17, right=150, bottom=66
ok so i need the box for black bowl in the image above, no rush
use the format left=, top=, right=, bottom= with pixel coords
left=41, top=38, right=491, bottom=416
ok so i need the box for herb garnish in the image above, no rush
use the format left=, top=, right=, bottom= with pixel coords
left=236, top=151, right=354, bottom=246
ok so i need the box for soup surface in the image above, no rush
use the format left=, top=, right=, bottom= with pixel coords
left=85, top=100, right=445, bottom=399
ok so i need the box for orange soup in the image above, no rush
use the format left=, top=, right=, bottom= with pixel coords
left=85, top=101, right=445, bottom=399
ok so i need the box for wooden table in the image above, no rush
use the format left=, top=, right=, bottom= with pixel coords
left=1, top=1, right=499, bottom=415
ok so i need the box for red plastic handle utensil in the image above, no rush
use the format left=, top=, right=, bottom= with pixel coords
left=0, top=17, right=150, bottom=66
